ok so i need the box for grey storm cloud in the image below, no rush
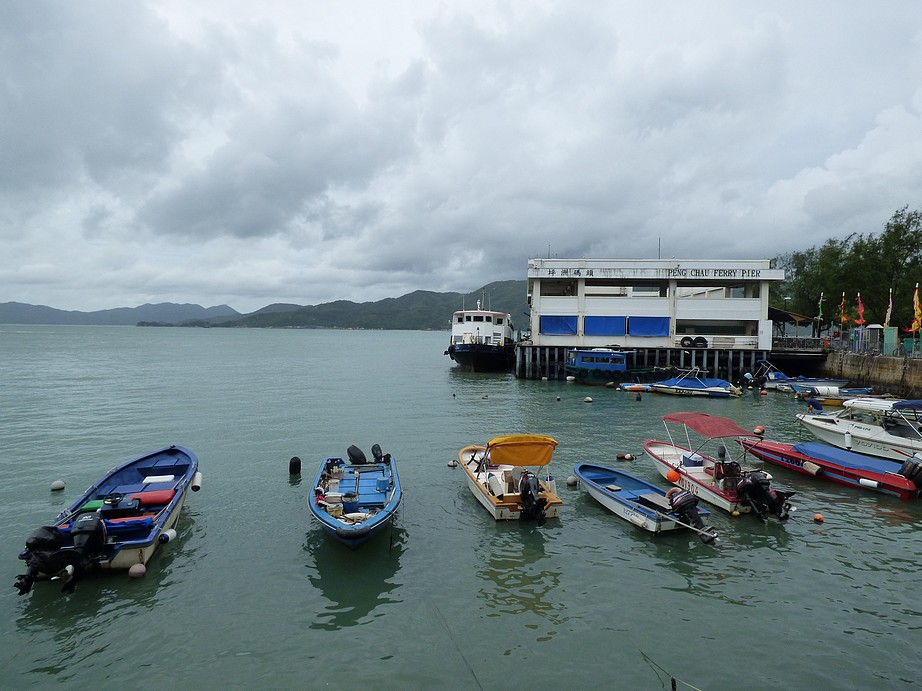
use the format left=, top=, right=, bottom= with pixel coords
left=2, top=1, right=922, bottom=311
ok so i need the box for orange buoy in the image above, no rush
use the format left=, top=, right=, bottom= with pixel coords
left=813, top=513, right=825, bottom=523
left=666, top=469, right=680, bottom=483
left=753, top=426, right=765, bottom=436
left=760, top=389, right=768, bottom=395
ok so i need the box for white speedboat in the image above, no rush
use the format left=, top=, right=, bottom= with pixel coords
left=797, top=398, right=922, bottom=461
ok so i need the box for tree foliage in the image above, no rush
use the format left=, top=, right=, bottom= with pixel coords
left=773, top=206, right=922, bottom=329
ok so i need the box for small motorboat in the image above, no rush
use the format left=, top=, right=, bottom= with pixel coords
left=791, top=385, right=878, bottom=407
left=643, top=413, right=795, bottom=521
left=740, top=439, right=922, bottom=500
left=15, top=445, right=201, bottom=595
left=308, top=444, right=402, bottom=549
left=750, top=359, right=848, bottom=391
left=573, top=462, right=717, bottom=543
left=649, top=368, right=742, bottom=398
left=797, top=398, right=922, bottom=461
left=457, top=434, right=563, bottom=525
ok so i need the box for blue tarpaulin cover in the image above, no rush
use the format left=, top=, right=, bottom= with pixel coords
left=539, top=315, right=578, bottom=335
left=628, top=316, right=671, bottom=336
left=583, top=316, right=626, bottom=336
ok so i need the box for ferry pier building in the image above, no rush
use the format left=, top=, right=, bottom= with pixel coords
left=517, top=258, right=785, bottom=380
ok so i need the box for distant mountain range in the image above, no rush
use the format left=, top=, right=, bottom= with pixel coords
left=0, top=280, right=530, bottom=332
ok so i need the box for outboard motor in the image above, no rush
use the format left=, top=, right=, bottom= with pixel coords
left=347, top=445, right=367, bottom=465
left=518, top=470, right=548, bottom=526
left=898, top=454, right=922, bottom=490
left=736, top=472, right=795, bottom=522
left=371, top=444, right=383, bottom=462
left=14, top=513, right=107, bottom=596
left=668, top=490, right=717, bottom=544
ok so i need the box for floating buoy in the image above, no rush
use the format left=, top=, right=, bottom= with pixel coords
left=666, top=469, right=680, bottom=483
left=753, top=426, right=765, bottom=436
left=616, top=453, right=635, bottom=461
left=584, top=397, right=593, bottom=403
left=760, top=389, right=767, bottom=395
left=635, top=393, right=642, bottom=401
left=289, top=456, right=301, bottom=475
left=556, top=396, right=561, bottom=401
left=565, top=376, right=575, bottom=382
left=731, top=510, right=741, bottom=517
left=50, top=479, right=65, bottom=492
left=566, top=475, right=578, bottom=486
left=813, top=513, right=825, bottom=523
left=191, top=471, right=203, bottom=491
left=447, top=459, right=458, bottom=468
left=158, top=528, right=177, bottom=544
left=482, top=394, right=489, bottom=399
left=128, top=563, right=147, bottom=579
left=542, top=377, right=549, bottom=381
left=616, top=452, right=626, bottom=459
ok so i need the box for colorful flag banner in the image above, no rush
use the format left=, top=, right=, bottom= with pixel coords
left=817, top=292, right=824, bottom=320
left=912, top=283, right=922, bottom=333
left=839, top=292, right=847, bottom=324
left=854, top=292, right=865, bottom=325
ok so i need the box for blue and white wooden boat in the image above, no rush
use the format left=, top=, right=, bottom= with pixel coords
left=308, top=444, right=401, bottom=548
left=650, top=368, right=742, bottom=398
left=573, top=462, right=717, bottom=543
left=15, top=445, right=201, bottom=595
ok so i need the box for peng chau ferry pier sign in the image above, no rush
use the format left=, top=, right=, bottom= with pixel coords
left=518, top=258, right=786, bottom=380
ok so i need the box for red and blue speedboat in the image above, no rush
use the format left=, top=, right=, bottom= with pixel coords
left=739, top=438, right=922, bottom=500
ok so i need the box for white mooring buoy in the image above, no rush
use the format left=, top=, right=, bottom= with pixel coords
left=128, top=563, right=147, bottom=579
left=50, top=479, right=66, bottom=492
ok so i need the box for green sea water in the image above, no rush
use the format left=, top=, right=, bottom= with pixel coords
left=2, top=325, right=920, bottom=689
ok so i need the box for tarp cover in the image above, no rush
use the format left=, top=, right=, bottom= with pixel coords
left=662, top=412, right=756, bottom=439
left=628, top=316, right=671, bottom=336
left=539, top=315, right=577, bottom=335
left=486, top=434, right=558, bottom=466
left=791, top=441, right=904, bottom=474
left=583, top=316, right=626, bottom=336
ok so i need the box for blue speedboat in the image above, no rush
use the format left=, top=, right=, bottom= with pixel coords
left=15, top=445, right=201, bottom=595
left=650, top=368, right=742, bottom=398
left=308, top=444, right=402, bottom=548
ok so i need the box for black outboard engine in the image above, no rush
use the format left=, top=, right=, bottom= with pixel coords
left=14, top=513, right=107, bottom=596
left=347, top=445, right=367, bottom=465
left=518, top=470, right=548, bottom=526
left=668, top=490, right=717, bottom=544
left=371, top=444, right=383, bottom=462
left=898, top=454, right=922, bottom=490
left=736, top=472, right=795, bottom=522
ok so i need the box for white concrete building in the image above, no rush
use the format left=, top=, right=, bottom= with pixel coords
left=527, top=258, right=784, bottom=350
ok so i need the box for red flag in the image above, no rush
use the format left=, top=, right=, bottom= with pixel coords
left=854, top=292, right=865, bottom=325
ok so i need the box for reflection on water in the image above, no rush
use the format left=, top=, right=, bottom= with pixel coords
left=474, top=523, right=565, bottom=628
left=303, top=523, right=407, bottom=630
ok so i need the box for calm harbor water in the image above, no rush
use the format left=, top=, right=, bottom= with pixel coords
left=2, top=325, right=920, bottom=689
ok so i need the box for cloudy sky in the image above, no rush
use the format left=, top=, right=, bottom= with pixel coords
left=3, top=2, right=922, bottom=312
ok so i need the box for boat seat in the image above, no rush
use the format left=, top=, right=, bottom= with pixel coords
left=604, top=484, right=621, bottom=492
left=636, top=493, right=672, bottom=511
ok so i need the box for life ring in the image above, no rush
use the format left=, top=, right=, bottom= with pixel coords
left=693, top=336, right=708, bottom=348
left=680, top=336, right=694, bottom=348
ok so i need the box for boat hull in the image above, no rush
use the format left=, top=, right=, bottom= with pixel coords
left=446, top=343, right=515, bottom=372
left=574, top=462, right=710, bottom=536
left=308, top=453, right=402, bottom=548
left=740, top=439, right=918, bottom=499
